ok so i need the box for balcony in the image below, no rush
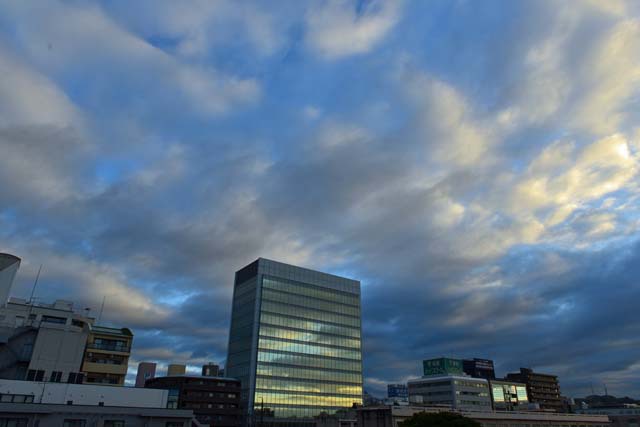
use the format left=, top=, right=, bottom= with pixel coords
left=82, top=361, right=128, bottom=375
left=86, top=343, right=130, bottom=353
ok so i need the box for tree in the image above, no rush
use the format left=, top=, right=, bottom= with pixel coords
left=399, top=411, right=482, bottom=427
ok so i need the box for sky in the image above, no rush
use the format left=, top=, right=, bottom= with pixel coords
left=0, top=0, right=639, bottom=399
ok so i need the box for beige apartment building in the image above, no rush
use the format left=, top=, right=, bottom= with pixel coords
left=82, top=325, right=133, bottom=386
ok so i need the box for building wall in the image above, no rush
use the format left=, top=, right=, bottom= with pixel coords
left=505, top=368, right=562, bottom=412
left=357, top=406, right=610, bottom=427
left=135, top=362, right=157, bottom=387
left=168, top=364, right=186, bottom=376
left=28, top=323, right=88, bottom=381
left=0, top=253, right=20, bottom=306
left=408, top=376, right=492, bottom=411
left=0, top=379, right=168, bottom=407
left=0, top=403, right=195, bottom=427
left=226, top=258, right=363, bottom=423
left=0, top=300, right=92, bottom=383
left=82, top=327, right=132, bottom=386
left=145, top=375, right=241, bottom=426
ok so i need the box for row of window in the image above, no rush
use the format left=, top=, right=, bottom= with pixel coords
left=260, top=313, right=360, bottom=338
left=257, top=350, right=362, bottom=371
left=258, top=337, right=361, bottom=360
left=255, top=377, right=362, bottom=397
left=25, top=370, right=83, bottom=384
left=262, top=277, right=360, bottom=307
left=234, top=278, right=257, bottom=299
left=256, top=362, right=361, bottom=384
left=259, top=326, right=361, bottom=350
left=183, top=391, right=238, bottom=399
left=0, top=394, right=34, bottom=403
left=184, top=402, right=238, bottom=409
left=260, top=301, right=360, bottom=328
left=252, top=404, right=350, bottom=419
left=261, top=288, right=360, bottom=317
left=253, top=391, right=362, bottom=408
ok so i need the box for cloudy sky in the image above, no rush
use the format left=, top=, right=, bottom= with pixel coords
left=1, top=0, right=640, bottom=398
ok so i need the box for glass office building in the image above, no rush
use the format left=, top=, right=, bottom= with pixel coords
left=226, top=258, right=363, bottom=426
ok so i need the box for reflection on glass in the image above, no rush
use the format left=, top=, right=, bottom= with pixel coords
left=255, top=276, right=363, bottom=419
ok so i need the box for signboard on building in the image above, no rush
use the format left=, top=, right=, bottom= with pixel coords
left=423, top=358, right=463, bottom=376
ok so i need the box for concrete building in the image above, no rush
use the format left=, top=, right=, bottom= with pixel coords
left=0, top=296, right=93, bottom=383
left=226, top=258, right=363, bottom=426
left=356, top=405, right=611, bottom=427
left=0, top=253, right=20, bottom=306
left=135, top=362, right=157, bottom=388
left=577, top=404, right=640, bottom=427
left=408, top=375, right=492, bottom=411
left=463, top=358, right=496, bottom=380
left=0, top=378, right=168, bottom=407
left=82, top=326, right=133, bottom=386
left=0, top=378, right=199, bottom=426
left=387, top=384, right=408, bottom=401
left=168, top=364, right=187, bottom=376
left=488, top=379, right=529, bottom=411
left=146, top=375, right=241, bottom=426
left=505, top=368, right=563, bottom=412
left=202, top=363, right=220, bottom=377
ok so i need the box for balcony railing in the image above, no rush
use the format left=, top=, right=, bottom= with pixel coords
left=86, top=343, right=130, bottom=353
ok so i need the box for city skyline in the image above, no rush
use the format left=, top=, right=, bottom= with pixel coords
left=1, top=0, right=639, bottom=400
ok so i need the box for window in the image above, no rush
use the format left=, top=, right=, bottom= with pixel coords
left=104, top=421, right=125, bottom=427
left=165, top=423, right=184, bottom=427
left=50, top=371, right=62, bottom=382
left=42, top=315, right=67, bottom=324
left=67, top=372, right=84, bottom=384
left=63, top=421, right=86, bottom=427
left=0, top=418, right=28, bottom=427
left=26, top=370, right=45, bottom=381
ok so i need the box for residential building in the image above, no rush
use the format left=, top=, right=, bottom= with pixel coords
left=0, top=253, right=20, bottom=306
left=387, top=384, right=408, bottom=400
left=407, top=375, right=492, bottom=411
left=489, top=379, right=529, bottom=411
left=463, top=358, right=496, bottom=380
left=356, top=405, right=610, bottom=427
left=136, top=362, right=157, bottom=387
left=82, top=325, right=133, bottom=386
left=225, top=258, right=363, bottom=426
left=0, top=378, right=198, bottom=426
left=505, top=368, right=563, bottom=412
left=145, top=375, right=241, bottom=426
left=168, top=364, right=187, bottom=376
left=202, top=363, right=220, bottom=377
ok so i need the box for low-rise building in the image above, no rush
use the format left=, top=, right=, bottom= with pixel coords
left=82, top=326, right=133, bottom=386
left=136, top=362, right=157, bottom=388
left=577, top=404, right=640, bottom=427
left=145, top=375, right=242, bottom=427
left=168, top=364, right=186, bottom=376
left=408, top=375, right=492, bottom=411
left=505, top=368, right=563, bottom=412
left=0, top=297, right=93, bottom=383
left=488, top=379, right=529, bottom=411
left=463, top=359, right=496, bottom=380
left=356, top=405, right=610, bottom=427
left=0, top=378, right=199, bottom=426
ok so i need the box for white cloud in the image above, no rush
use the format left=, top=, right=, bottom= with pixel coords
left=306, top=0, right=401, bottom=60
left=2, top=1, right=260, bottom=117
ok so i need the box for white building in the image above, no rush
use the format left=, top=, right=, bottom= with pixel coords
left=0, top=378, right=168, bottom=407
left=408, top=375, right=492, bottom=411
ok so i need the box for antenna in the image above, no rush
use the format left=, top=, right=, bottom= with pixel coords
left=97, top=296, right=106, bottom=324
left=29, top=265, right=42, bottom=303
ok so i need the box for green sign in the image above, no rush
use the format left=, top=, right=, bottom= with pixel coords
left=423, top=358, right=463, bottom=376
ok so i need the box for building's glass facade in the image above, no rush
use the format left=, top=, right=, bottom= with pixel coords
left=226, top=259, right=363, bottom=425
